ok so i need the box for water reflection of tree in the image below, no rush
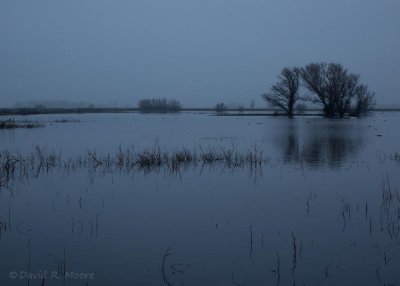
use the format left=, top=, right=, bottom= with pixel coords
left=276, top=120, right=365, bottom=168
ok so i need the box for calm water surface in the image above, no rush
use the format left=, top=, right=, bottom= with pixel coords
left=0, top=112, right=399, bottom=285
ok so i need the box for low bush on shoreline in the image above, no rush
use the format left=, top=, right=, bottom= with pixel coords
left=0, top=119, right=43, bottom=129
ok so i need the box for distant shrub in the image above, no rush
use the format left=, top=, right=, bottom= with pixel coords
left=215, top=102, right=226, bottom=113
left=137, top=98, right=182, bottom=113
left=295, top=103, right=307, bottom=113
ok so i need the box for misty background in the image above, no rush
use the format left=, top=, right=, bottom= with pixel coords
left=0, top=0, right=399, bottom=108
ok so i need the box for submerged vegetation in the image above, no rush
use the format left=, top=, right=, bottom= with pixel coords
left=0, top=119, right=43, bottom=129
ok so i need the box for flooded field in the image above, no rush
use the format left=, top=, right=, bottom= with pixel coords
left=0, top=112, right=399, bottom=286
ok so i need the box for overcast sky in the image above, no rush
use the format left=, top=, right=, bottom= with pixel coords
left=1, top=0, right=399, bottom=107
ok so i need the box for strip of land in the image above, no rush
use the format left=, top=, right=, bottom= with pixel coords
left=0, top=107, right=398, bottom=116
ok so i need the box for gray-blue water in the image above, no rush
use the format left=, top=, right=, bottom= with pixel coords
left=0, top=111, right=399, bottom=285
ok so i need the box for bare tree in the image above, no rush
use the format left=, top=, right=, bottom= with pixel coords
left=262, top=67, right=300, bottom=117
left=324, top=64, right=360, bottom=117
left=300, top=62, right=373, bottom=117
left=351, top=84, right=376, bottom=116
left=300, top=63, right=335, bottom=117
left=335, top=73, right=359, bottom=117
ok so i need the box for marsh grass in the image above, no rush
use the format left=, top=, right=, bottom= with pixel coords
left=0, top=145, right=267, bottom=188
left=161, top=245, right=174, bottom=286
left=0, top=219, right=7, bottom=237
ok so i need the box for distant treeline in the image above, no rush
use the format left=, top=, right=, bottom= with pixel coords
left=13, top=100, right=97, bottom=109
left=0, top=107, right=137, bottom=116
left=137, top=98, right=182, bottom=113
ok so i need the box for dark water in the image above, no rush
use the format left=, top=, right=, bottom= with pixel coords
left=0, top=112, right=399, bottom=285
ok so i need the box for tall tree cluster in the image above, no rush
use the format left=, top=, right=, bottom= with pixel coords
left=263, top=62, right=376, bottom=117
